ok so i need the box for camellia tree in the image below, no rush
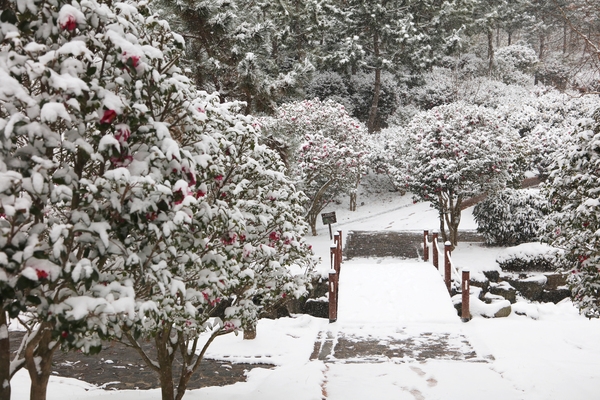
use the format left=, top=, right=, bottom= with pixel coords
left=543, top=109, right=600, bottom=319
left=260, top=99, right=369, bottom=235
left=389, top=102, right=525, bottom=249
left=0, top=1, right=315, bottom=400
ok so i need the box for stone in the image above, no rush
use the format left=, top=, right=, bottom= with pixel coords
left=470, top=277, right=489, bottom=293
left=506, top=277, right=545, bottom=301
left=483, top=270, right=500, bottom=283
left=303, top=299, right=329, bottom=319
left=489, top=282, right=517, bottom=303
left=494, top=304, right=512, bottom=318
left=540, top=288, right=571, bottom=304
left=545, top=273, right=568, bottom=290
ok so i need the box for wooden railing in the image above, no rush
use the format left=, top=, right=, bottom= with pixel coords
left=423, top=230, right=471, bottom=322
left=329, top=230, right=343, bottom=323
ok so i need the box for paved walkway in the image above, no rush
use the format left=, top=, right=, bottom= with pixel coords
left=310, top=258, right=481, bottom=364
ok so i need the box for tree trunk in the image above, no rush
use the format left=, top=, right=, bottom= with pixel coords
left=367, top=30, right=381, bottom=133
left=487, top=28, right=494, bottom=73
left=243, top=324, right=257, bottom=340
left=0, top=309, right=10, bottom=400
left=539, top=33, right=545, bottom=60
left=349, top=192, right=357, bottom=212
left=156, top=329, right=176, bottom=400
left=26, top=323, right=56, bottom=400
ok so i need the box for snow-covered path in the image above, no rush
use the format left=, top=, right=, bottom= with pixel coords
left=320, top=258, right=529, bottom=400
left=336, top=259, right=458, bottom=325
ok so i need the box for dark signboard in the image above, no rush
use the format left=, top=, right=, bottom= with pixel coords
left=321, top=211, right=337, bottom=225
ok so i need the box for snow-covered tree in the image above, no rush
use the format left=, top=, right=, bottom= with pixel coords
left=543, top=109, right=600, bottom=318
left=0, top=1, right=315, bottom=399
left=260, top=99, right=369, bottom=235
left=390, top=102, right=525, bottom=248
left=161, top=0, right=315, bottom=114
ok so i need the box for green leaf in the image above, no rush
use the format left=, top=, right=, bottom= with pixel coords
left=0, top=9, right=17, bottom=24
left=26, top=295, right=42, bottom=305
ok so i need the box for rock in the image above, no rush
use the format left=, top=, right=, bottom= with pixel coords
left=540, top=288, right=571, bottom=304
left=489, top=282, right=517, bottom=303
left=470, top=277, right=489, bottom=293
left=506, top=276, right=546, bottom=301
left=483, top=270, right=500, bottom=283
left=494, top=304, right=512, bottom=318
left=303, top=299, right=329, bottom=319
left=545, top=273, right=567, bottom=290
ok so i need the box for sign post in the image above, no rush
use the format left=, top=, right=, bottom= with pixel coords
left=321, top=211, right=337, bottom=240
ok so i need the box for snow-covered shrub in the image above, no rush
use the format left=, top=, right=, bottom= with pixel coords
left=496, top=44, right=539, bottom=73
left=536, top=53, right=571, bottom=90
left=543, top=108, right=600, bottom=318
left=473, top=189, right=548, bottom=246
left=260, top=99, right=369, bottom=234
left=409, top=67, right=458, bottom=110
left=496, top=243, right=564, bottom=272
left=0, top=0, right=315, bottom=398
left=307, top=71, right=354, bottom=113
left=389, top=102, right=525, bottom=248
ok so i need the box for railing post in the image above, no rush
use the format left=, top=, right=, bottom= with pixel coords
left=462, top=269, right=471, bottom=322
left=432, top=231, right=439, bottom=269
left=328, top=269, right=337, bottom=323
left=423, top=230, right=429, bottom=262
left=444, top=241, right=452, bottom=293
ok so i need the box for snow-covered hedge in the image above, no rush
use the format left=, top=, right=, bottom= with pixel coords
left=496, top=243, right=564, bottom=272
left=474, top=188, right=548, bottom=246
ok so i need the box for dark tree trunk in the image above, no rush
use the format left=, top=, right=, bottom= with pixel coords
left=26, top=323, right=57, bottom=400
left=156, top=329, right=176, bottom=400
left=367, top=30, right=381, bottom=133
left=487, top=29, right=494, bottom=73
left=0, top=309, right=10, bottom=400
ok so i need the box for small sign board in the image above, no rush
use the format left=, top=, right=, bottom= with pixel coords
left=321, top=211, right=337, bottom=225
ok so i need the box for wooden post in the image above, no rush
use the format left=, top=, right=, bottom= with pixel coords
left=444, top=241, right=452, bottom=293
left=337, top=230, right=343, bottom=254
left=423, top=230, right=429, bottom=262
left=432, top=231, right=439, bottom=269
left=462, top=270, right=471, bottom=322
left=328, top=269, right=337, bottom=323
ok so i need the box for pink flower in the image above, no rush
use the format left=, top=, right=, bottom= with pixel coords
left=60, top=15, right=77, bottom=31
left=195, top=190, right=205, bottom=198
left=215, top=175, right=224, bottom=182
left=223, top=321, right=236, bottom=332
left=100, top=109, right=117, bottom=124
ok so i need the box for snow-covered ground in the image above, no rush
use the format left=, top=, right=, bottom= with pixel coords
left=10, top=190, right=600, bottom=399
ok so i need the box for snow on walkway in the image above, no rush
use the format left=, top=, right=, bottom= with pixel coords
left=316, top=257, right=527, bottom=399
left=336, top=258, right=458, bottom=326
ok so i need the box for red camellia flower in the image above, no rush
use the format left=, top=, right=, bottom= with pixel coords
left=36, top=269, right=49, bottom=280
left=60, top=15, right=77, bottom=31
left=115, top=128, right=130, bottom=142
left=100, top=109, right=117, bottom=124
left=269, top=231, right=280, bottom=241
